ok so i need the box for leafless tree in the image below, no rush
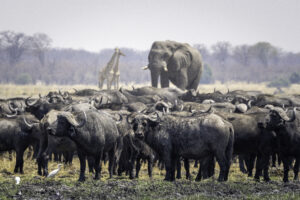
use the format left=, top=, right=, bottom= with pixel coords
left=250, top=42, right=279, bottom=67
left=30, top=33, right=52, bottom=65
left=233, top=44, right=251, bottom=66
left=194, top=43, right=210, bottom=60
left=0, top=31, right=31, bottom=65
left=212, top=41, right=232, bottom=66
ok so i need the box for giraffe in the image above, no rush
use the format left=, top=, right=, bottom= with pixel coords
left=98, top=48, right=118, bottom=90
left=110, top=48, right=125, bottom=90
left=98, top=48, right=125, bottom=90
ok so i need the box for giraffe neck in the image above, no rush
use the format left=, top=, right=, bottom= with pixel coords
left=105, top=51, right=118, bottom=73
left=113, top=53, right=122, bottom=72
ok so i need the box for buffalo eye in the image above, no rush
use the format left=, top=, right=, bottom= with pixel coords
left=142, top=122, right=147, bottom=127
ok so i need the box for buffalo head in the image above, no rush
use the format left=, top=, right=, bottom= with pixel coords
left=127, top=113, right=160, bottom=139
left=46, top=111, right=87, bottom=138
left=263, top=107, right=296, bottom=130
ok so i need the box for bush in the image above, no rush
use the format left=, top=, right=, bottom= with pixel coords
left=289, top=72, right=300, bottom=84
left=15, top=73, right=33, bottom=85
left=200, top=63, right=214, bottom=84
left=267, top=78, right=290, bottom=88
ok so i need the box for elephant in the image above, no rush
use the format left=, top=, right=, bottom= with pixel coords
left=143, top=41, right=203, bottom=90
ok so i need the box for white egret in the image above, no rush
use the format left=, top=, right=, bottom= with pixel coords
left=47, top=164, right=63, bottom=178
left=15, top=176, right=20, bottom=185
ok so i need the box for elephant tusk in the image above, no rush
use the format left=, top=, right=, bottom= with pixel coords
left=142, top=65, right=149, bottom=70
left=163, top=65, right=168, bottom=72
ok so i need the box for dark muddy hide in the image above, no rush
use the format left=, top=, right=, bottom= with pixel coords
left=47, top=135, right=77, bottom=164
left=125, top=86, right=184, bottom=105
left=262, top=107, right=299, bottom=182
left=119, top=87, right=162, bottom=104
left=25, top=97, right=68, bottom=120
left=47, top=110, right=122, bottom=182
left=133, top=138, right=155, bottom=179
left=217, top=111, right=276, bottom=182
left=0, top=114, right=40, bottom=174
left=130, top=113, right=234, bottom=182
left=92, top=90, right=128, bottom=110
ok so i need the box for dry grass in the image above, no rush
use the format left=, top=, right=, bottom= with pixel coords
left=1, top=82, right=299, bottom=99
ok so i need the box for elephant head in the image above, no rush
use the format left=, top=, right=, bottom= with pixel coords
left=143, top=41, right=200, bottom=90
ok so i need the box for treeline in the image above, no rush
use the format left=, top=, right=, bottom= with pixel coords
left=0, top=30, right=300, bottom=86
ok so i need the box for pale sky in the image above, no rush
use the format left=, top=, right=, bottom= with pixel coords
left=1, top=0, right=300, bottom=52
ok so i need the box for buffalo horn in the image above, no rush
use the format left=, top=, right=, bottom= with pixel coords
left=8, top=101, right=18, bottom=112
left=23, top=117, right=33, bottom=128
left=71, top=111, right=87, bottom=128
left=286, top=107, right=297, bottom=122
left=25, top=97, right=38, bottom=106
left=247, top=100, right=252, bottom=108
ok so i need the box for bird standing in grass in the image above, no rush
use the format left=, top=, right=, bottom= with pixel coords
left=14, top=176, right=20, bottom=185
left=47, top=164, right=63, bottom=178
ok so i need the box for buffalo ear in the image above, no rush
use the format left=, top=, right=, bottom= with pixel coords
left=127, top=115, right=134, bottom=124
left=58, top=111, right=86, bottom=128
left=69, top=126, right=76, bottom=137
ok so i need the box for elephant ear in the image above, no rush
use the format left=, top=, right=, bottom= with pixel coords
left=168, top=47, right=192, bottom=71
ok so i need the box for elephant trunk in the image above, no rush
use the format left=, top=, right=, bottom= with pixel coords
left=151, top=70, right=160, bottom=88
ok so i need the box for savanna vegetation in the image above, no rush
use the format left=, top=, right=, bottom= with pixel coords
left=1, top=31, right=300, bottom=87
left=1, top=84, right=300, bottom=199
left=1, top=31, right=300, bottom=199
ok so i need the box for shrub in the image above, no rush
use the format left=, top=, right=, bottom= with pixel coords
left=15, top=73, right=33, bottom=85
left=267, top=78, right=290, bottom=88
left=200, top=63, right=214, bottom=84
left=289, top=72, right=300, bottom=84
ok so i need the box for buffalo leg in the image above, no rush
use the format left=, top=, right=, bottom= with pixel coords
left=215, top=152, right=227, bottom=182
left=245, top=154, right=256, bottom=177
left=94, top=150, right=103, bottom=180
left=108, top=149, right=115, bottom=178
left=163, top=152, right=173, bottom=181
left=255, top=154, right=270, bottom=182
left=170, top=156, right=176, bottom=181
left=294, top=157, right=300, bottom=181
left=263, top=157, right=271, bottom=182
left=239, top=155, right=247, bottom=174
left=78, top=151, right=86, bottom=182
left=88, top=156, right=95, bottom=173
left=282, top=156, right=290, bottom=182
left=14, top=149, right=25, bottom=174
left=148, top=157, right=153, bottom=178
left=176, top=158, right=181, bottom=179
left=272, top=153, right=276, bottom=167
left=184, top=159, right=191, bottom=179
left=136, top=157, right=141, bottom=178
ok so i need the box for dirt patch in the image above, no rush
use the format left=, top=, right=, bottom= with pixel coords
left=1, top=179, right=300, bottom=200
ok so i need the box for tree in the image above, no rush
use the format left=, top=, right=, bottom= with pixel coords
left=0, top=31, right=31, bottom=65
left=289, top=72, right=300, bottom=84
left=30, top=33, right=52, bottom=65
left=233, top=44, right=251, bottom=66
left=250, top=42, right=279, bottom=67
left=15, top=73, right=32, bottom=85
left=211, top=41, right=232, bottom=66
left=200, top=63, right=214, bottom=84
left=193, top=44, right=210, bottom=61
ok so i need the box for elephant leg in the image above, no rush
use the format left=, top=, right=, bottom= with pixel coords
left=160, top=71, right=169, bottom=88
left=187, top=71, right=201, bottom=90
left=176, top=70, right=188, bottom=90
